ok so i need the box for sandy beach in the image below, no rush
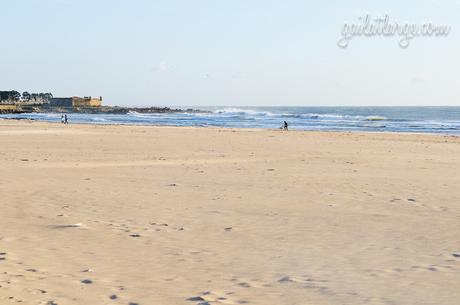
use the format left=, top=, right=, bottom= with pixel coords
left=1, top=120, right=459, bottom=305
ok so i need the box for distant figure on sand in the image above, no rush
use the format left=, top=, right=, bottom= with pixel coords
left=64, top=114, right=68, bottom=125
left=61, top=115, right=64, bottom=124
left=283, top=121, right=288, bottom=131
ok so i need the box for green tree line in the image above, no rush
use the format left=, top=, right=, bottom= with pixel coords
left=0, top=91, right=53, bottom=102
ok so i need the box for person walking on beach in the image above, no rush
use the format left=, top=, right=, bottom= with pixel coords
left=283, top=121, right=288, bottom=131
left=64, top=114, right=68, bottom=125
left=61, top=115, right=65, bottom=124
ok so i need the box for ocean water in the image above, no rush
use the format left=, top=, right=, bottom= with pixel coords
left=1, top=106, right=460, bottom=135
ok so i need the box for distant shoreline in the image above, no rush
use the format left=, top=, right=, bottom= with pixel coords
left=0, top=104, right=207, bottom=115
left=1, top=116, right=458, bottom=138
left=2, top=106, right=459, bottom=135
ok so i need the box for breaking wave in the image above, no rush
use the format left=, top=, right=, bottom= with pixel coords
left=1, top=106, right=459, bottom=135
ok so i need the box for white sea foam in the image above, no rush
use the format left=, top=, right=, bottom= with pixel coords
left=214, top=108, right=274, bottom=116
left=91, top=117, right=109, bottom=122
left=365, top=115, right=387, bottom=121
left=1, top=107, right=459, bottom=134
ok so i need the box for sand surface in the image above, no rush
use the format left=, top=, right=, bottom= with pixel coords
left=1, top=120, right=460, bottom=305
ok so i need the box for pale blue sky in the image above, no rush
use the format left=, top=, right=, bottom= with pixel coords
left=1, top=0, right=459, bottom=106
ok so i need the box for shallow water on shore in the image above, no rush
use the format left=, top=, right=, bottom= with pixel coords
left=1, top=106, right=460, bottom=134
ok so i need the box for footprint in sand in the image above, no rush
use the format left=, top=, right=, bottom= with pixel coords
left=24, top=287, right=48, bottom=295
left=150, top=222, right=185, bottom=232
left=102, top=220, right=185, bottom=236
left=278, top=275, right=329, bottom=291
left=373, top=268, right=406, bottom=278
left=37, top=301, right=57, bottom=305
left=187, top=291, right=246, bottom=305
left=230, top=277, right=271, bottom=288
left=51, top=223, right=84, bottom=229
left=408, top=264, right=456, bottom=273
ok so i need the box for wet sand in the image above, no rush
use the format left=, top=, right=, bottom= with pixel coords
left=1, top=120, right=460, bottom=305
